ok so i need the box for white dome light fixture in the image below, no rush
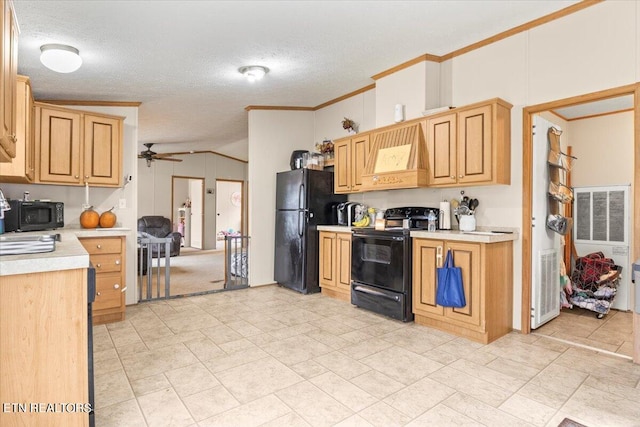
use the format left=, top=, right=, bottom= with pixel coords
left=40, top=44, right=83, bottom=73
left=238, top=65, right=269, bottom=83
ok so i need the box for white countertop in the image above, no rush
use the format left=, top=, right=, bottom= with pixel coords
left=317, top=225, right=518, bottom=243
left=0, top=227, right=131, bottom=276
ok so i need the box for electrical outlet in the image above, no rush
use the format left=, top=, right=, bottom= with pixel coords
left=119, top=198, right=127, bottom=209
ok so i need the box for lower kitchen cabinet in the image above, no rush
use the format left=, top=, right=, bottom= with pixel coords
left=319, top=231, right=351, bottom=301
left=412, top=238, right=513, bottom=344
left=0, top=268, right=90, bottom=427
left=80, top=236, right=126, bottom=324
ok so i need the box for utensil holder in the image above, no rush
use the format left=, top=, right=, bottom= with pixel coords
left=459, top=215, right=476, bottom=232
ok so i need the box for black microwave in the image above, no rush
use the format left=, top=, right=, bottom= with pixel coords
left=4, top=200, right=64, bottom=232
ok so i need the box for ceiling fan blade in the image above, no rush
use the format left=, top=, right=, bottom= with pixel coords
left=155, top=157, right=183, bottom=162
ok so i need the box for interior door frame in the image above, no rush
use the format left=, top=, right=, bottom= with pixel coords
left=171, top=175, right=205, bottom=249
left=215, top=178, right=246, bottom=235
left=521, top=83, right=639, bottom=347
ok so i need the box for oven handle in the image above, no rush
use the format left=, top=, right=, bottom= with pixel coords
left=353, top=285, right=401, bottom=302
left=352, top=233, right=405, bottom=241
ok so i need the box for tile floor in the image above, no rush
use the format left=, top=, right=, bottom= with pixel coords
left=93, top=285, right=640, bottom=427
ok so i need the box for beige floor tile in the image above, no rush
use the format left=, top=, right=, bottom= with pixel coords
left=481, top=340, right=562, bottom=370
left=120, top=343, right=199, bottom=381
left=163, top=313, right=222, bottom=334
left=201, top=347, right=270, bottom=373
left=431, top=337, right=485, bottom=360
left=218, top=337, right=259, bottom=354
left=198, top=394, right=292, bottom=427
left=215, top=356, right=303, bottom=403
left=276, top=381, right=353, bottom=426
left=310, top=371, right=378, bottom=412
left=183, top=337, right=225, bottom=362
left=94, top=368, right=134, bottom=409
left=164, top=362, right=219, bottom=397
left=143, top=330, right=205, bottom=350
left=93, top=348, right=123, bottom=374
left=290, top=359, right=330, bottom=379
left=517, top=383, right=572, bottom=409
left=95, top=398, right=146, bottom=427
left=310, top=317, right=357, bottom=336
left=245, top=332, right=280, bottom=347
left=247, top=316, right=288, bottom=332
left=340, top=337, right=393, bottom=360
left=561, top=384, right=640, bottom=426
left=499, top=394, right=556, bottom=426
left=357, top=320, right=407, bottom=337
left=108, top=326, right=143, bottom=348
left=129, top=373, right=171, bottom=397
left=314, top=351, right=371, bottom=380
left=443, top=392, right=533, bottom=427
left=333, top=414, right=375, bottom=427
left=181, top=384, right=240, bottom=421
left=383, top=376, right=455, bottom=418
left=584, top=374, right=640, bottom=403
left=380, top=327, right=452, bottom=354
left=93, top=330, right=115, bottom=352
left=361, top=347, right=443, bottom=385
left=526, top=363, right=589, bottom=398
left=421, top=348, right=459, bottom=365
left=270, top=308, right=324, bottom=326
left=261, top=411, right=312, bottom=427
left=225, top=319, right=263, bottom=337
left=306, top=329, right=351, bottom=350
left=357, top=401, right=412, bottom=427
left=262, top=334, right=333, bottom=365
left=485, top=357, right=541, bottom=382
left=269, top=322, right=320, bottom=340
left=405, top=403, right=482, bottom=426
left=114, top=341, right=149, bottom=357
left=429, top=365, right=512, bottom=407
left=350, top=370, right=405, bottom=400
left=200, top=324, right=244, bottom=344
left=137, top=387, right=194, bottom=427
left=339, top=329, right=375, bottom=344
left=136, top=324, right=175, bottom=342
left=616, top=341, right=634, bottom=357
left=449, top=358, right=526, bottom=392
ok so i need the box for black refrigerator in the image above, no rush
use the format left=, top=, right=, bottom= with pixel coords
left=274, top=168, right=347, bottom=294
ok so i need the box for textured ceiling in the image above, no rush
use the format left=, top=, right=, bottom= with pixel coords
left=13, top=0, right=580, bottom=160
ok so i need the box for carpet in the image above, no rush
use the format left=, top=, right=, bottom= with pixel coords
left=138, top=249, right=226, bottom=298
left=558, top=418, right=588, bottom=427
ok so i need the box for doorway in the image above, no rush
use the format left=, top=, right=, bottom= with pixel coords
left=171, top=176, right=204, bottom=250
left=215, top=179, right=244, bottom=250
left=521, top=84, right=639, bottom=362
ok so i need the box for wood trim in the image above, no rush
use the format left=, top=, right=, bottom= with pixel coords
left=37, top=100, right=142, bottom=107
left=244, top=105, right=314, bottom=111
left=313, top=83, right=376, bottom=110
left=521, top=82, right=639, bottom=337
left=159, top=150, right=248, bottom=164
left=440, top=0, right=603, bottom=61
left=371, top=54, right=442, bottom=81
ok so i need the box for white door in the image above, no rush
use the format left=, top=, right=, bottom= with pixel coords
left=215, top=180, right=242, bottom=249
left=190, top=179, right=203, bottom=249
left=531, top=116, right=562, bottom=329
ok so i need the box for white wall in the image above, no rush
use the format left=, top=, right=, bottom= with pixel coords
left=247, top=109, right=314, bottom=286
left=313, top=89, right=376, bottom=147
left=1, top=105, right=140, bottom=305
left=137, top=152, right=247, bottom=250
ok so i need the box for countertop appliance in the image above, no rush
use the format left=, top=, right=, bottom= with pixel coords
left=3, top=200, right=64, bottom=232
left=274, top=169, right=347, bottom=294
left=351, top=206, right=439, bottom=321
left=337, top=201, right=364, bottom=226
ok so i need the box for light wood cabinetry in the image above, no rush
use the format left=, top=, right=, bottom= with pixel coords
left=319, top=231, right=351, bottom=301
left=0, top=75, right=35, bottom=182
left=334, top=133, right=370, bottom=193
left=412, top=237, right=512, bottom=344
left=80, top=236, right=126, bottom=324
left=35, top=102, right=123, bottom=187
left=0, top=0, right=18, bottom=162
left=426, top=98, right=511, bottom=187
left=0, top=268, right=89, bottom=427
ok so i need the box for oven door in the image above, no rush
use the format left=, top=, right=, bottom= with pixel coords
left=351, top=231, right=410, bottom=293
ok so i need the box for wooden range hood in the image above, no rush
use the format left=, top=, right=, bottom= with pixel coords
left=361, top=120, right=428, bottom=191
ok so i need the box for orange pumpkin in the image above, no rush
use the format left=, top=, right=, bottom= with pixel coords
left=99, top=208, right=117, bottom=228
left=80, top=208, right=100, bottom=229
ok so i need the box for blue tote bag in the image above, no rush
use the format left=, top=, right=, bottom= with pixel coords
left=436, top=249, right=466, bottom=308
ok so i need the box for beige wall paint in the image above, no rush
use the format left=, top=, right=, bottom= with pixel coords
left=313, top=89, right=376, bottom=147
left=248, top=109, right=314, bottom=286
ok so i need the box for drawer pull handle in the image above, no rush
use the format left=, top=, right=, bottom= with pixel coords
left=115, top=260, right=120, bottom=265
left=450, top=175, right=455, bottom=179
left=96, top=244, right=102, bottom=249
left=113, top=284, right=120, bottom=290
left=96, top=263, right=101, bottom=268
left=459, top=174, right=464, bottom=178
left=74, top=175, right=79, bottom=179
left=96, top=291, right=101, bottom=296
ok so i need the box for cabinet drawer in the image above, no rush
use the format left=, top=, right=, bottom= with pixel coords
left=94, top=274, right=123, bottom=311
left=81, top=237, right=122, bottom=255
left=90, top=253, right=122, bottom=273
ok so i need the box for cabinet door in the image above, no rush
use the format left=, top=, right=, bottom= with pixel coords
left=336, top=232, right=352, bottom=292
left=319, top=232, right=336, bottom=289
left=37, top=106, right=82, bottom=184
left=334, top=139, right=351, bottom=193
left=350, top=134, right=369, bottom=192
left=412, top=238, right=444, bottom=316
left=94, top=273, right=124, bottom=312
left=458, top=105, right=492, bottom=184
left=84, top=114, right=122, bottom=186
left=0, top=76, right=34, bottom=182
left=426, top=113, right=457, bottom=186
left=0, top=0, right=18, bottom=162
left=444, top=241, right=481, bottom=327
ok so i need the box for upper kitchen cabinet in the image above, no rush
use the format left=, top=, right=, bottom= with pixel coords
left=334, top=133, right=370, bottom=194
left=0, top=0, right=19, bottom=162
left=426, top=98, right=512, bottom=187
left=35, top=102, right=124, bottom=187
left=0, top=75, right=34, bottom=182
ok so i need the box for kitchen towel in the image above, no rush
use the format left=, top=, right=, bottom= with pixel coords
left=439, top=201, right=451, bottom=230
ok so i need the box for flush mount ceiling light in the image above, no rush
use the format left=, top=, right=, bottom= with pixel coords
left=40, top=44, right=83, bottom=73
left=238, top=65, right=269, bottom=82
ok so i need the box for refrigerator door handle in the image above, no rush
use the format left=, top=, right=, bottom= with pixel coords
left=298, top=183, right=305, bottom=210
left=298, top=211, right=305, bottom=237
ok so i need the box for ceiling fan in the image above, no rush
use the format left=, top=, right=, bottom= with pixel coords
left=138, top=143, right=183, bottom=167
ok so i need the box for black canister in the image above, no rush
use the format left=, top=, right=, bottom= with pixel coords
left=290, top=150, right=309, bottom=170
